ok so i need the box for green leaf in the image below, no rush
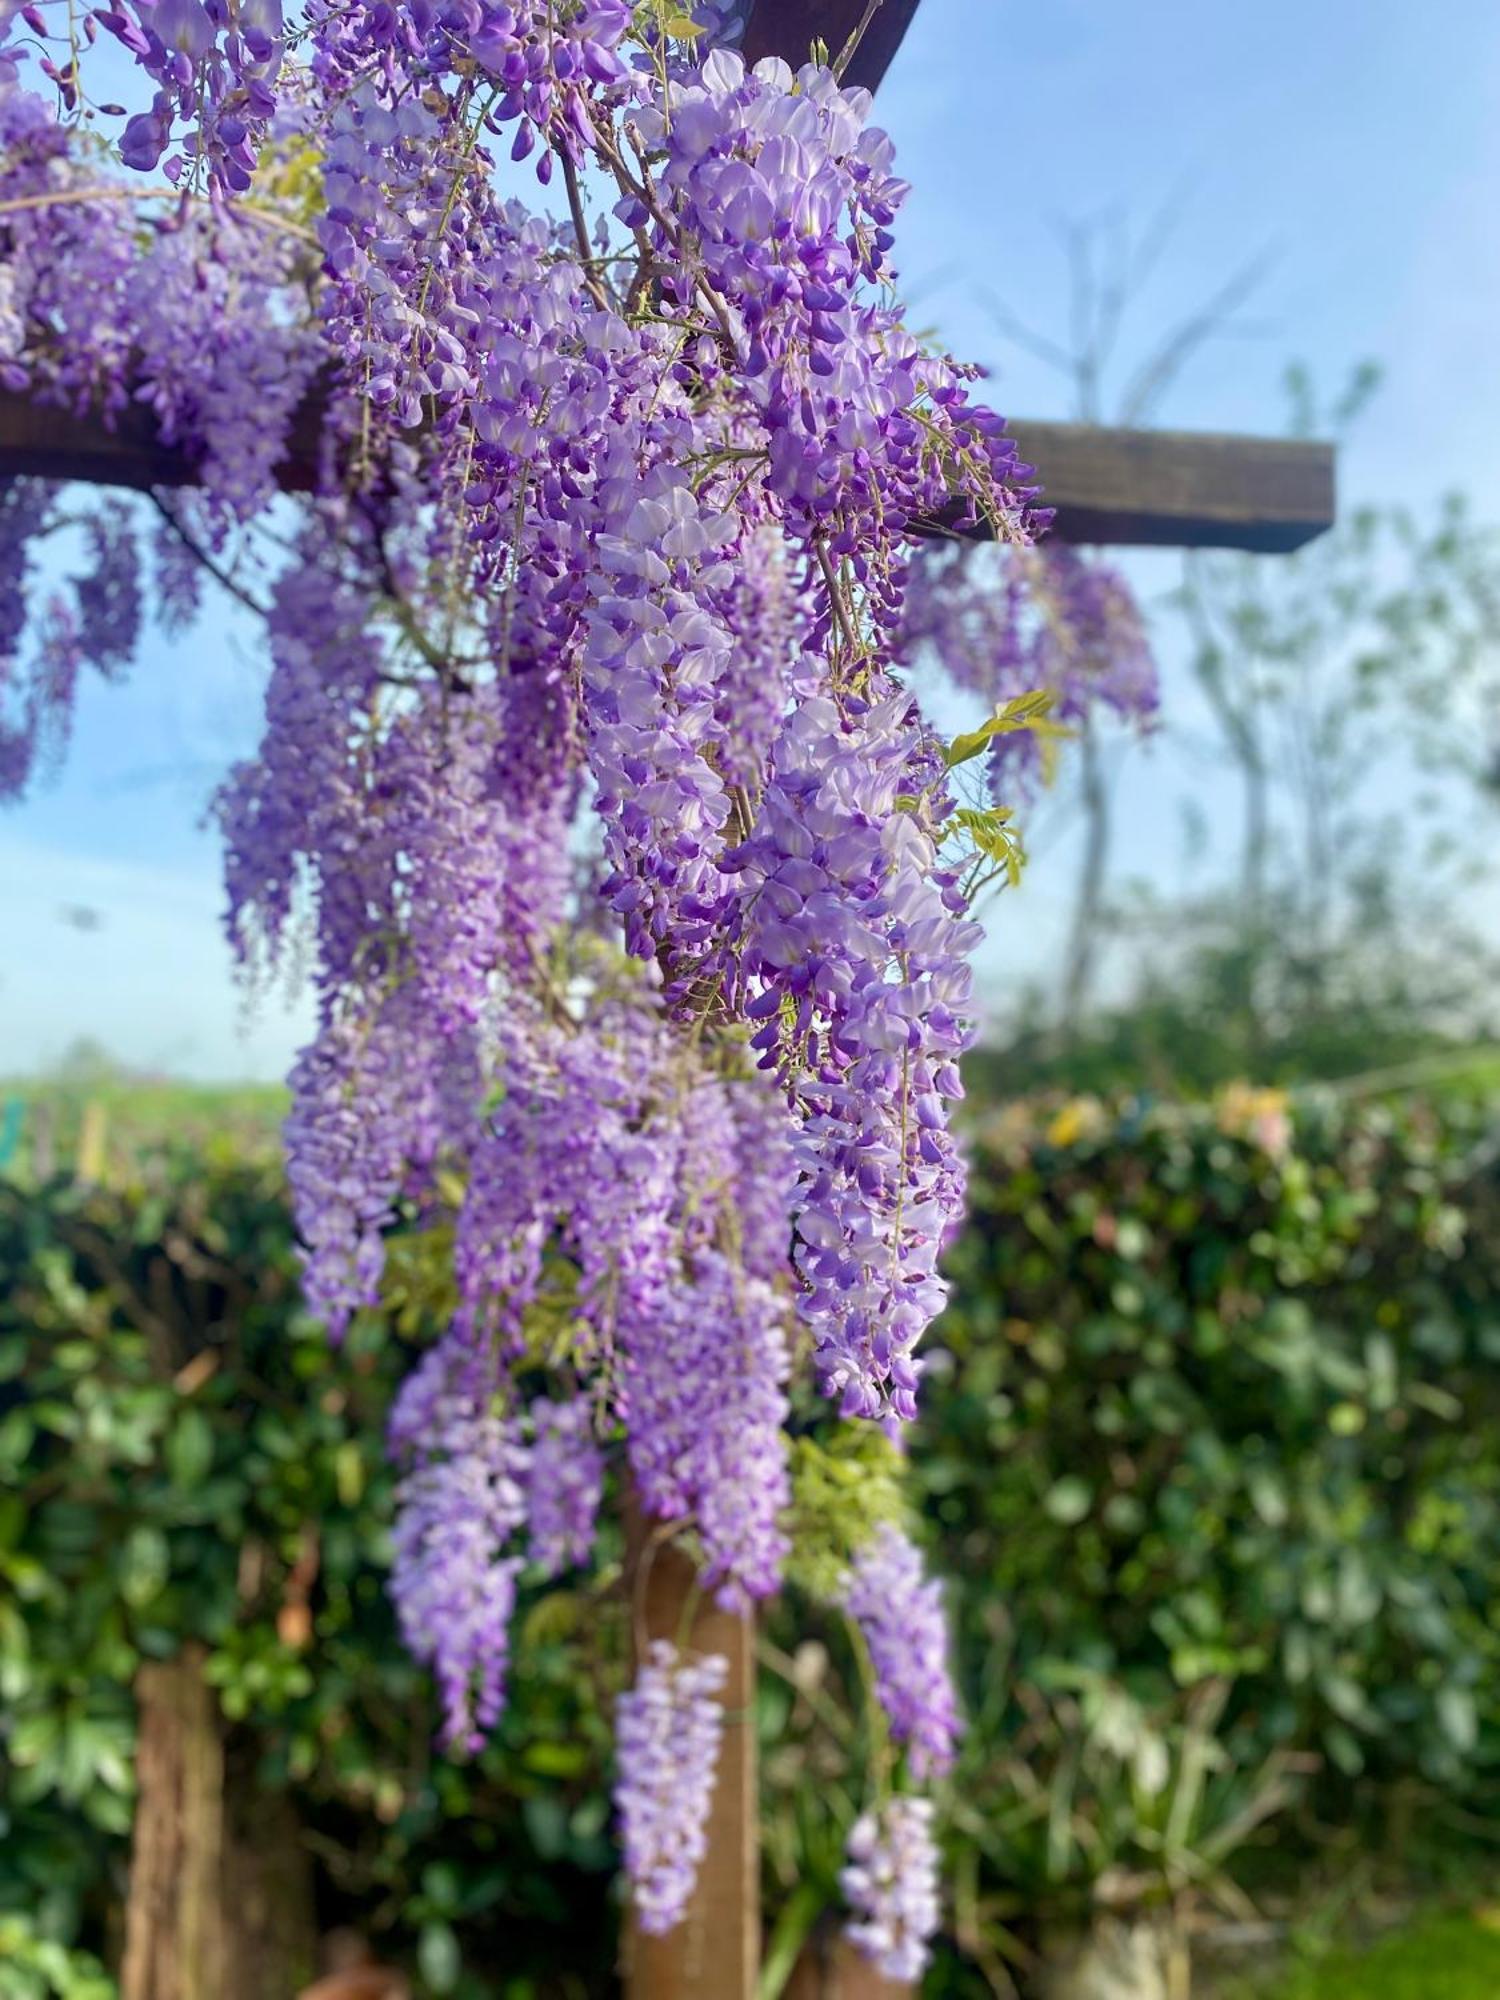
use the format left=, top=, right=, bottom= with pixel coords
left=121, top=1525, right=170, bottom=1608
left=944, top=689, right=1068, bottom=769
left=1044, top=1476, right=1093, bottom=1525
left=166, top=1409, right=215, bottom=1489
left=1437, top=1684, right=1478, bottom=1754
left=523, top=1739, right=589, bottom=1779
left=334, top=1439, right=365, bottom=1507
left=758, top=1882, right=827, bottom=2000
left=522, top=1792, right=569, bottom=1861
left=418, top=1919, right=461, bottom=1995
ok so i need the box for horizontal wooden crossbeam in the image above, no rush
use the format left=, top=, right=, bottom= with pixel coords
left=740, top=0, right=924, bottom=93
left=1000, top=420, right=1335, bottom=554
left=0, top=392, right=1334, bottom=552
left=0, top=390, right=320, bottom=495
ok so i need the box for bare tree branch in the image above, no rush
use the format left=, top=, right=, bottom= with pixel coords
left=1116, top=250, right=1275, bottom=426
left=147, top=493, right=271, bottom=622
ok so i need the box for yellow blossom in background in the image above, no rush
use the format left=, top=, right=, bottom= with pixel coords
left=1045, top=1095, right=1110, bottom=1149
left=1215, top=1081, right=1293, bottom=1162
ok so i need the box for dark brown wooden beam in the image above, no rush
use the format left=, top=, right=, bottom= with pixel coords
left=0, top=392, right=1334, bottom=553
left=740, top=0, right=923, bottom=95
left=1000, top=420, right=1335, bottom=554
left=0, top=388, right=318, bottom=495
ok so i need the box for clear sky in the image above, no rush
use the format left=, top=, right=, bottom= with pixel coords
left=4, top=0, right=1498, bottom=1078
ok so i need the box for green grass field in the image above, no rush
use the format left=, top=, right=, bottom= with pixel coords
left=0, top=1073, right=285, bottom=1185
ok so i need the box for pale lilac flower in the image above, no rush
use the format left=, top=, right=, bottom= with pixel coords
left=615, top=1642, right=729, bottom=1935
left=844, top=1524, right=960, bottom=1780
left=842, top=1795, right=942, bottom=1982
left=525, top=1396, right=605, bottom=1576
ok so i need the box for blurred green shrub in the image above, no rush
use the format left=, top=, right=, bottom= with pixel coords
left=924, top=1082, right=1500, bottom=1986
left=4, top=1082, right=1500, bottom=1995
left=0, top=1155, right=619, bottom=1998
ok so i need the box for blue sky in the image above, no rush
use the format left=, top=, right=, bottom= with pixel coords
left=4, top=0, right=1499, bottom=1077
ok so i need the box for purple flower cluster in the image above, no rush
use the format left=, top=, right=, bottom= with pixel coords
left=841, top=1795, right=942, bottom=1982
left=844, top=1524, right=960, bottom=1781
left=0, top=480, right=149, bottom=797
left=615, top=1066, right=793, bottom=1607
left=1, top=8, right=1071, bottom=1928
left=614, top=1640, right=728, bottom=1935
left=129, top=221, right=316, bottom=539
left=524, top=1395, right=604, bottom=1577
left=0, top=71, right=314, bottom=528
left=281, top=1010, right=415, bottom=1338
left=726, top=687, right=979, bottom=1419
left=102, top=0, right=284, bottom=191
left=388, top=1337, right=530, bottom=1752
left=634, top=50, right=1039, bottom=570
left=453, top=1010, right=794, bottom=1611
left=308, top=0, right=633, bottom=155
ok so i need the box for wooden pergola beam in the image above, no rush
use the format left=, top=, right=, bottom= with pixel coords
left=0, top=389, right=319, bottom=496
left=999, top=420, right=1335, bottom=554
left=740, top=0, right=924, bottom=93
left=0, top=392, right=1334, bottom=554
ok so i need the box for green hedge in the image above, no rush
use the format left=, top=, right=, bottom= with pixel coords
left=924, top=1083, right=1500, bottom=1981
left=4, top=1083, right=1500, bottom=1993
left=0, top=1155, right=619, bottom=1999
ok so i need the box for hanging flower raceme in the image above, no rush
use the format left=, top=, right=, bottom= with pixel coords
left=843, top=1524, right=960, bottom=1781
left=524, top=1396, right=605, bottom=1577
left=614, top=1641, right=729, bottom=1936
left=387, top=1337, right=531, bottom=1752
left=899, top=538, right=1161, bottom=802
left=841, top=1794, right=943, bottom=1982
left=720, top=685, right=980, bottom=1419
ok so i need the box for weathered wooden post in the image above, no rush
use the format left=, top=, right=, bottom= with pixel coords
left=119, top=1647, right=227, bottom=2000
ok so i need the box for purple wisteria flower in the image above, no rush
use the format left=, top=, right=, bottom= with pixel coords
left=1, top=13, right=1059, bottom=1942
left=387, top=1338, right=530, bottom=1753
left=844, top=1524, right=960, bottom=1781
left=614, top=1641, right=728, bottom=1935
left=899, top=540, right=1160, bottom=804
left=841, top=1795, right=942, bottom=1982
left=524, top=1396, right=605, bottom=1577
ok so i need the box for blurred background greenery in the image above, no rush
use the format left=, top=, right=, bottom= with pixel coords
left=5, top=1057, right=1500, bottom=1999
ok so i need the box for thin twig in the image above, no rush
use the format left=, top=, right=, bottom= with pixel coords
left=1117, top=249, right=1273, bottom=426
left=557, top=147, right=613, bottom=312
left=815, top=538, right=861, bottom=661
left=833, top=0, right=883, bottom=81
left=0, top=181, right=320, bottom=248
left=0, top=184, right=182, bottom=217
left=973, top=285, right=1078, bottom=378
left=147, top=492, right=272, bottom=621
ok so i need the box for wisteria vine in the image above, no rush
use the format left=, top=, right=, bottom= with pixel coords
left=0, top=0, right=1157, bottom=1971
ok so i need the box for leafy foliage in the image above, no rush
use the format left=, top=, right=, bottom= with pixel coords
left=0, top=1158, right=620, bottom=1997
left=7, top=1081, right=1500, bottom=1992
left=921, top=1082, right=1500, bottom=1988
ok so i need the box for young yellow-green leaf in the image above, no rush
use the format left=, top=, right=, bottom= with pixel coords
left=944, top=688, right=1070, bottom=770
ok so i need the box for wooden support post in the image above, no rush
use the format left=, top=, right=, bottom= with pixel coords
left=119, top=1646, right=322, bottom=2000
left=787, top=1930, right=910, bottom=1999
left=624, top=1522, right=759, bottom=2000
left=120, top=1645, right=227, bottom=2000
